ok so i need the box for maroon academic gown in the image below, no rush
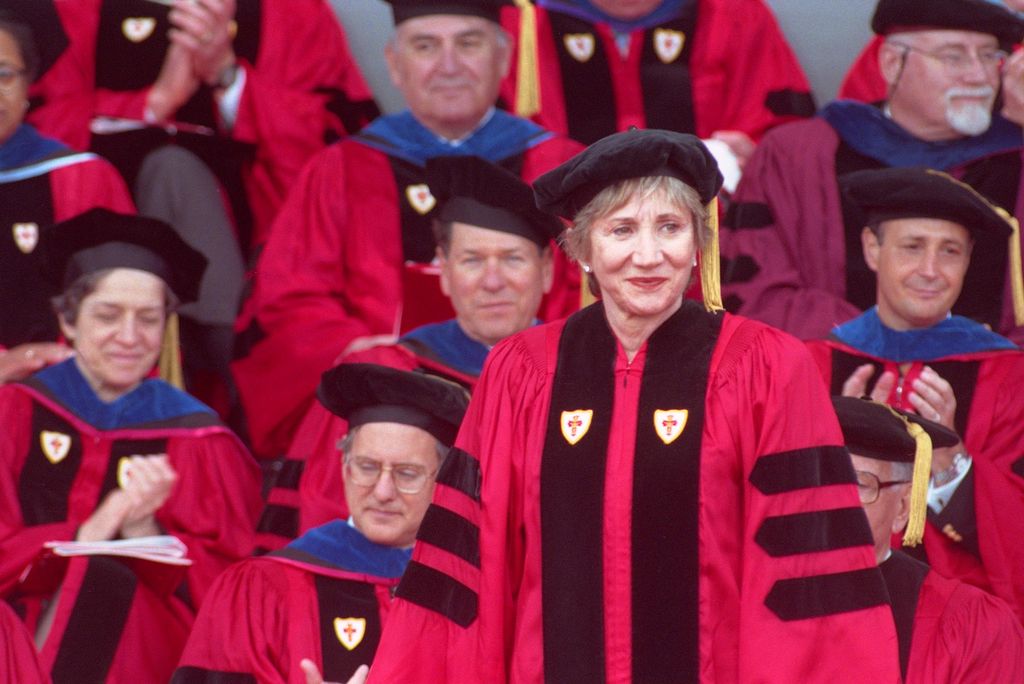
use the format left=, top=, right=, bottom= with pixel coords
left=0, top=147, right=135, bottom=348
left=232, top=131, right=582, bottom=458
left=256, top=341, right=478, bottom=553
left=720, top=116, right=1024, bottom=341
left=881, top=550, right=1024, bottom=683
left=29, top=0, right=377, bottom=249
left=807, top=339, right=1024, bottom=621
left=368, top=303, right=900, bottom=683
left=0, top=373, right=263, bottom=684
left=0, top=601, right=48, bottom=684
left=173, top=544, right=400, bottom=684
left=499, top=0, right=815, bottom=145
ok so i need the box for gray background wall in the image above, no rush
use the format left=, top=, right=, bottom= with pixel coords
left=328, top=0, right=879, bottom=114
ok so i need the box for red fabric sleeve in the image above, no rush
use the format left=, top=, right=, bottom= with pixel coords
left=908, top=572, right=1024, bottom=683
left=0, top=602, right=48, bottom=684
left=703, top=317, right=899, bottom=681
left=231, top=0, right=378, bottom=245
left=176, top=559, right=319, bottom=684
left=838, top=37, right=887, bottom=103
left=369, top=327, right=557, bottom=683
left=50, top=155, right=137, bottom=219
left=689, top=0, right=813, bottom=140
left=233, top=142, right=404, bottom=457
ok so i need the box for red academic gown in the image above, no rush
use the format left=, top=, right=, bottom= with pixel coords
left=499, top=0, right=815, bottom=145
left=720, top=113, right=1024, bottom=341
left=0, top=601, right=49, bottom=684
left=881, top=550, right=1024, bottom=683
left=232, top=123, right=582, bottom=458
left=0, top=368, right=263, bottom=684
left=368, top=303, right=900, bottom=683
left=29, top=0, right=377, bottom=249
left=807, top=338, right=1024, bottom=621
left=173, top=539, right=400, bottom=684
left=0, top=144, right=135, bottom=348
left=257, top=339, right=479, bottom=552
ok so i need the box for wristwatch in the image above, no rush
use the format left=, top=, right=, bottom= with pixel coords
left=932, top=451, right=967, bottom=488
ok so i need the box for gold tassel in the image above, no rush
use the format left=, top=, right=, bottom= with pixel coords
left=899, top=419, right=932, bottom=547
left=701, top=198, right=724, bottom=313
left=513, top=0, right=541, bottom=118
left=158, top=312, right=185, bottom=390
left=1000, top=209, right=1024, bottom=327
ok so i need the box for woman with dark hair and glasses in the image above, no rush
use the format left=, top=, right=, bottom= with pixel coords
left=0, top=209, right=262, bottom=684
left=0, top=5, right=136, bottom=384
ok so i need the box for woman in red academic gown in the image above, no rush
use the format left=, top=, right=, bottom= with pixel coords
left=0, top=209, right=262, bottom=684
left=367, top=130, right=902, bottom=682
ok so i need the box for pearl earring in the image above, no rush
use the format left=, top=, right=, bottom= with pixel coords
left=582, top=264, right=591, bottom=273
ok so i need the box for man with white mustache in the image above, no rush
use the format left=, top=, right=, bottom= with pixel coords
left=720, top=0, right=1024, bottom=343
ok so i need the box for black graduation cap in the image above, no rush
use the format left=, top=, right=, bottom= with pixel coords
left=39, top=208, right=207, bottom=304
left=0, top=0, right=69, bottom=81
left=382, top=0, right=509, bottom=24
left=840, top=167, right=1014, bottom=240
left=832, top=395, right=959, bottom=546
left=533, top=129, right=723, bottom=220
left=832, top=395, right=958, bottom=464
left=426, top=156, right=562, bottom=246
left=317, top=363, right=470, bottom=447
left=871, top=0, right=1024, bottom=50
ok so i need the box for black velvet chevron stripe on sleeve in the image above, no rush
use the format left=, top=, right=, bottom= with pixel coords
left=171, top=667, right=259, bottom=683
left=764, top=568, right=890, bottom=621
left=436, top=447, right=481, bottom=502
left=395, top=561, right=478, bottom=628
left=755, top=508, right=874, bottom=557
left=748, top=446, right=857, bottom=495
left=723, top=201, right=774, bottom=230
left=416, top=505, right=481, bottom=568
left=764, top=89, right=817, bottom=118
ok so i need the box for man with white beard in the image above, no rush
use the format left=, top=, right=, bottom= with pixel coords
left=720, top=0, right=1024, bottom=342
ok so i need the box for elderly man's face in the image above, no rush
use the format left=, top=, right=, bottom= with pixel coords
left=862, top=218, right=973, bottom=331
left=344, top=422, right=442, bottom=548
left=883, top=29, right=1003, bottom=141
left=589, top=0, right=663, bottom=20
left=851, top=454, right=912, bottom=564
left=385, top=15, right=510, bottom=140
left=439, top=223, right=553, bottom=347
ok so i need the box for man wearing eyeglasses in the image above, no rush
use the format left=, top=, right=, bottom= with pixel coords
left=832, top=396, right=1024, bottom=682
left=172, top=363, right=469, bottom=684
left=721, top=0, right=1024, bottom=343
left=805, top=167, right=1024, bottom=622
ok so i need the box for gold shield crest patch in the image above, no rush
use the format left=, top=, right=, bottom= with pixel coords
left=117, top=457, right=134, bottom=489
left=563, top=33, right=595, bottom=63
left=122, top=17, right=156, bottom=43
left=653, top=409, right=688, bottom=445
left=334, top=617, right=366, bottom=651
left=560, top=409, right=593, bottom=445
left=40, top=431, right=72, bottom=464
left=653, top=29, right=685, bottom=64
left=405, top=184, right=436, bottom=215
left=12, top=222, right=38, bottom=254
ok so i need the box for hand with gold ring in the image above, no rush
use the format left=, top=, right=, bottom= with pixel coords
left=168, top=0, right=238, bottom=87
left=0, top=342, right=74, bottom=384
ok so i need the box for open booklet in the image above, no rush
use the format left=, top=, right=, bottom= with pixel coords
left=18, top=536, right=192, bottom=598
left=44, top=535, right=193, bottom=566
